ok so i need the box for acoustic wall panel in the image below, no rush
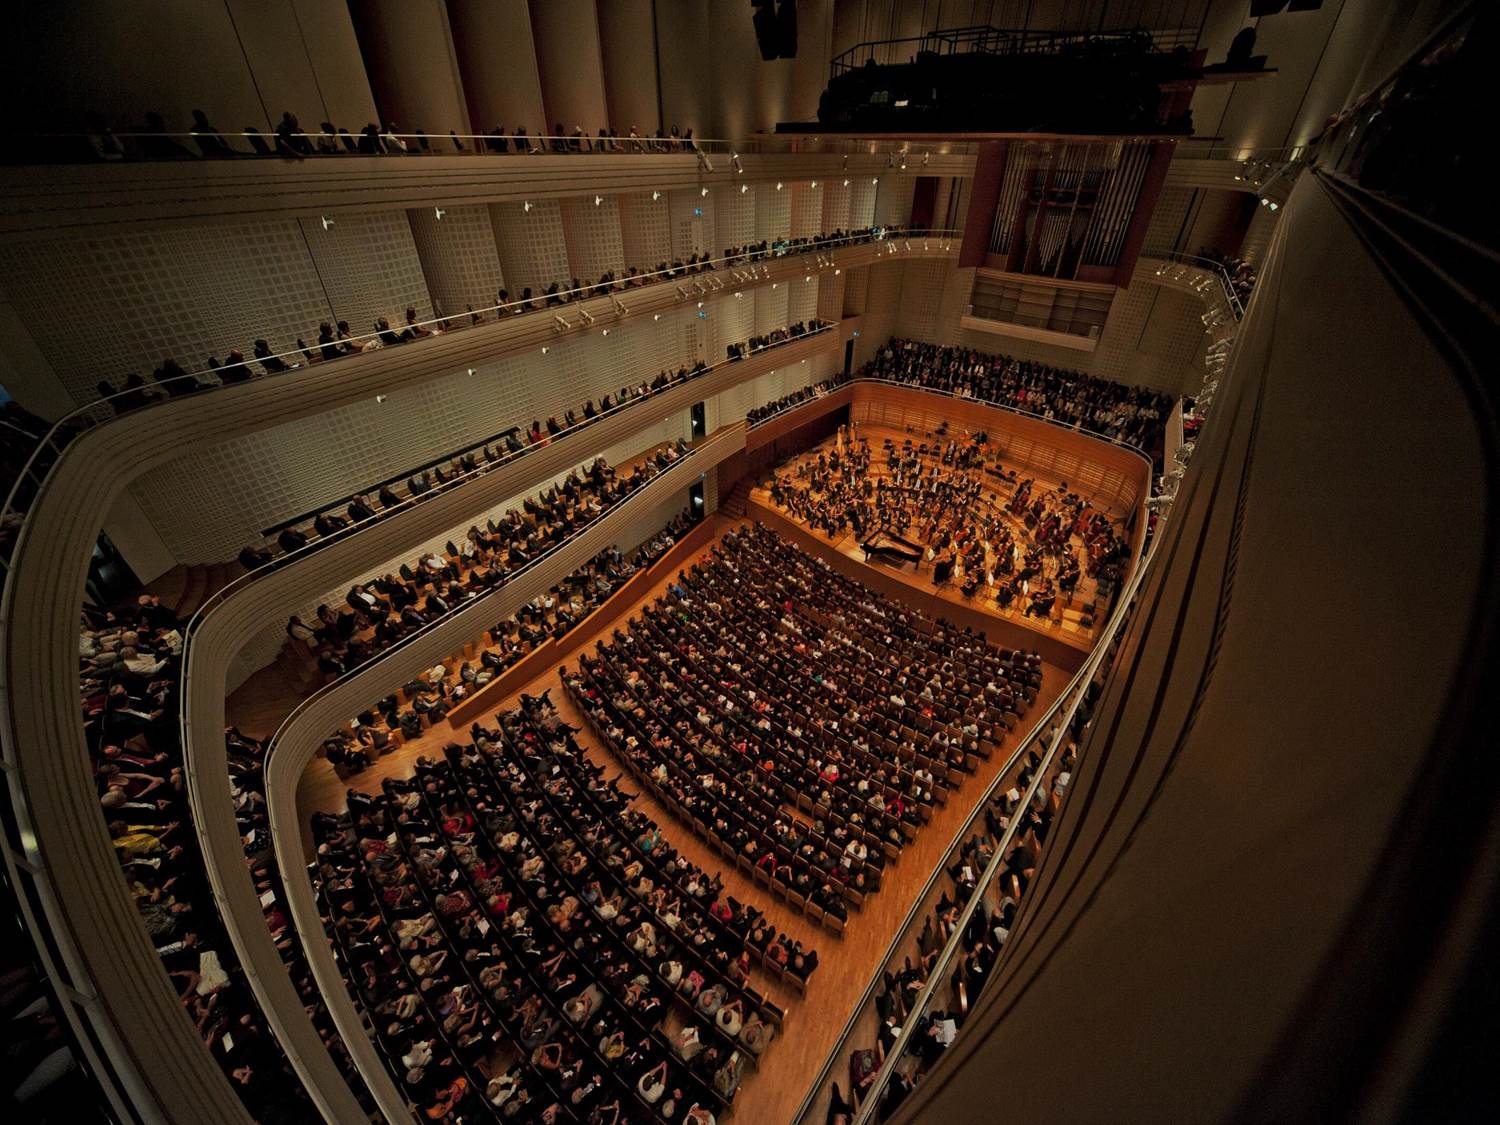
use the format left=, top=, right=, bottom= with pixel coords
left=754, top=183, right=793, bottom=242
left=0, top=218, right=334, bottom=404
left=560, top=196, right=627, bottom=283
left=489, top=197, right=571, bottom=296
left=298, top=211, right=434, bottom=333
left=407, top=203, right=506, bottom=322
left=617, top=191, right=674, bottom=271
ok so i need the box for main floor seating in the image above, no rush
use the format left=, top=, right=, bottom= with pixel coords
left=563, top=524, right=1042, bottom=932
left=313, top=692, right=811, bottom=1121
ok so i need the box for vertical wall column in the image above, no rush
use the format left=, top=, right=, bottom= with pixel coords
left=654, top=1, right=713, bottom=138
left=226, top=0, right=379, bottom=132
left=348, top=0, right=470, bottom=137
left=446, top=0, right=547, bottom=136
left=598, top=0, right=660, bottom=136
left=528, top=0, right=609, bottom=137
left=873, top=175, right=915, bottom=227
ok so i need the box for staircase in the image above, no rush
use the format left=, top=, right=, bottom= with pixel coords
left=719, top=479, right=750, bottom=519
left=144, top=559, right=244, bottom=619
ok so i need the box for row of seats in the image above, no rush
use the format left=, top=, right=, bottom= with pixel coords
left=91, top=228, right=893, bottom=418
left=321, top=515, right=696, bottom=775
left=313, top=690, right=810, bottom=1122
left=287, top=446, right=692, bottom=684
left=563, top=524, right=1041, bottom=932
left=866, top=338, right=1175, bottom=455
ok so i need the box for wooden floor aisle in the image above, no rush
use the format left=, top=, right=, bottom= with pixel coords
left=281, top=519, right=1069, bottom=1122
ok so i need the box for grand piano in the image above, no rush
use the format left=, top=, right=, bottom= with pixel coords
left=860, top=527, right=924, bottom=568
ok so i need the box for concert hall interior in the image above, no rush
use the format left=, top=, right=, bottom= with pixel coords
left=0, top=2, right=1492, bottom=1124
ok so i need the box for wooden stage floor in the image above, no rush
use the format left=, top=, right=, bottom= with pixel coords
left=751, top=423, right=1123, bottom=661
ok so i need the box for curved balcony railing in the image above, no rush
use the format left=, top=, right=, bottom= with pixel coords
left=6, top=129, right=979, bottom=166
left=231, top=426, right=743, bottom=1119
left=1148, top=252, right=1249, bottom=321
left=82, top=224, right=951, bottom=427
left=256, top=320, right=835, bottom=554
left=786, top=246, right=1250, bottom=1124
left=0, top=234, right=952, bottom=1118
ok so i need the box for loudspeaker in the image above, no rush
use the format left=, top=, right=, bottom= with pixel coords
left=778, top=0, right=799, bottom=59
left=752, top=0, right=798, bottom=60
left=753, top=0, right=779, bottom=60
left=1250, top=0, right=1322, bottom=13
